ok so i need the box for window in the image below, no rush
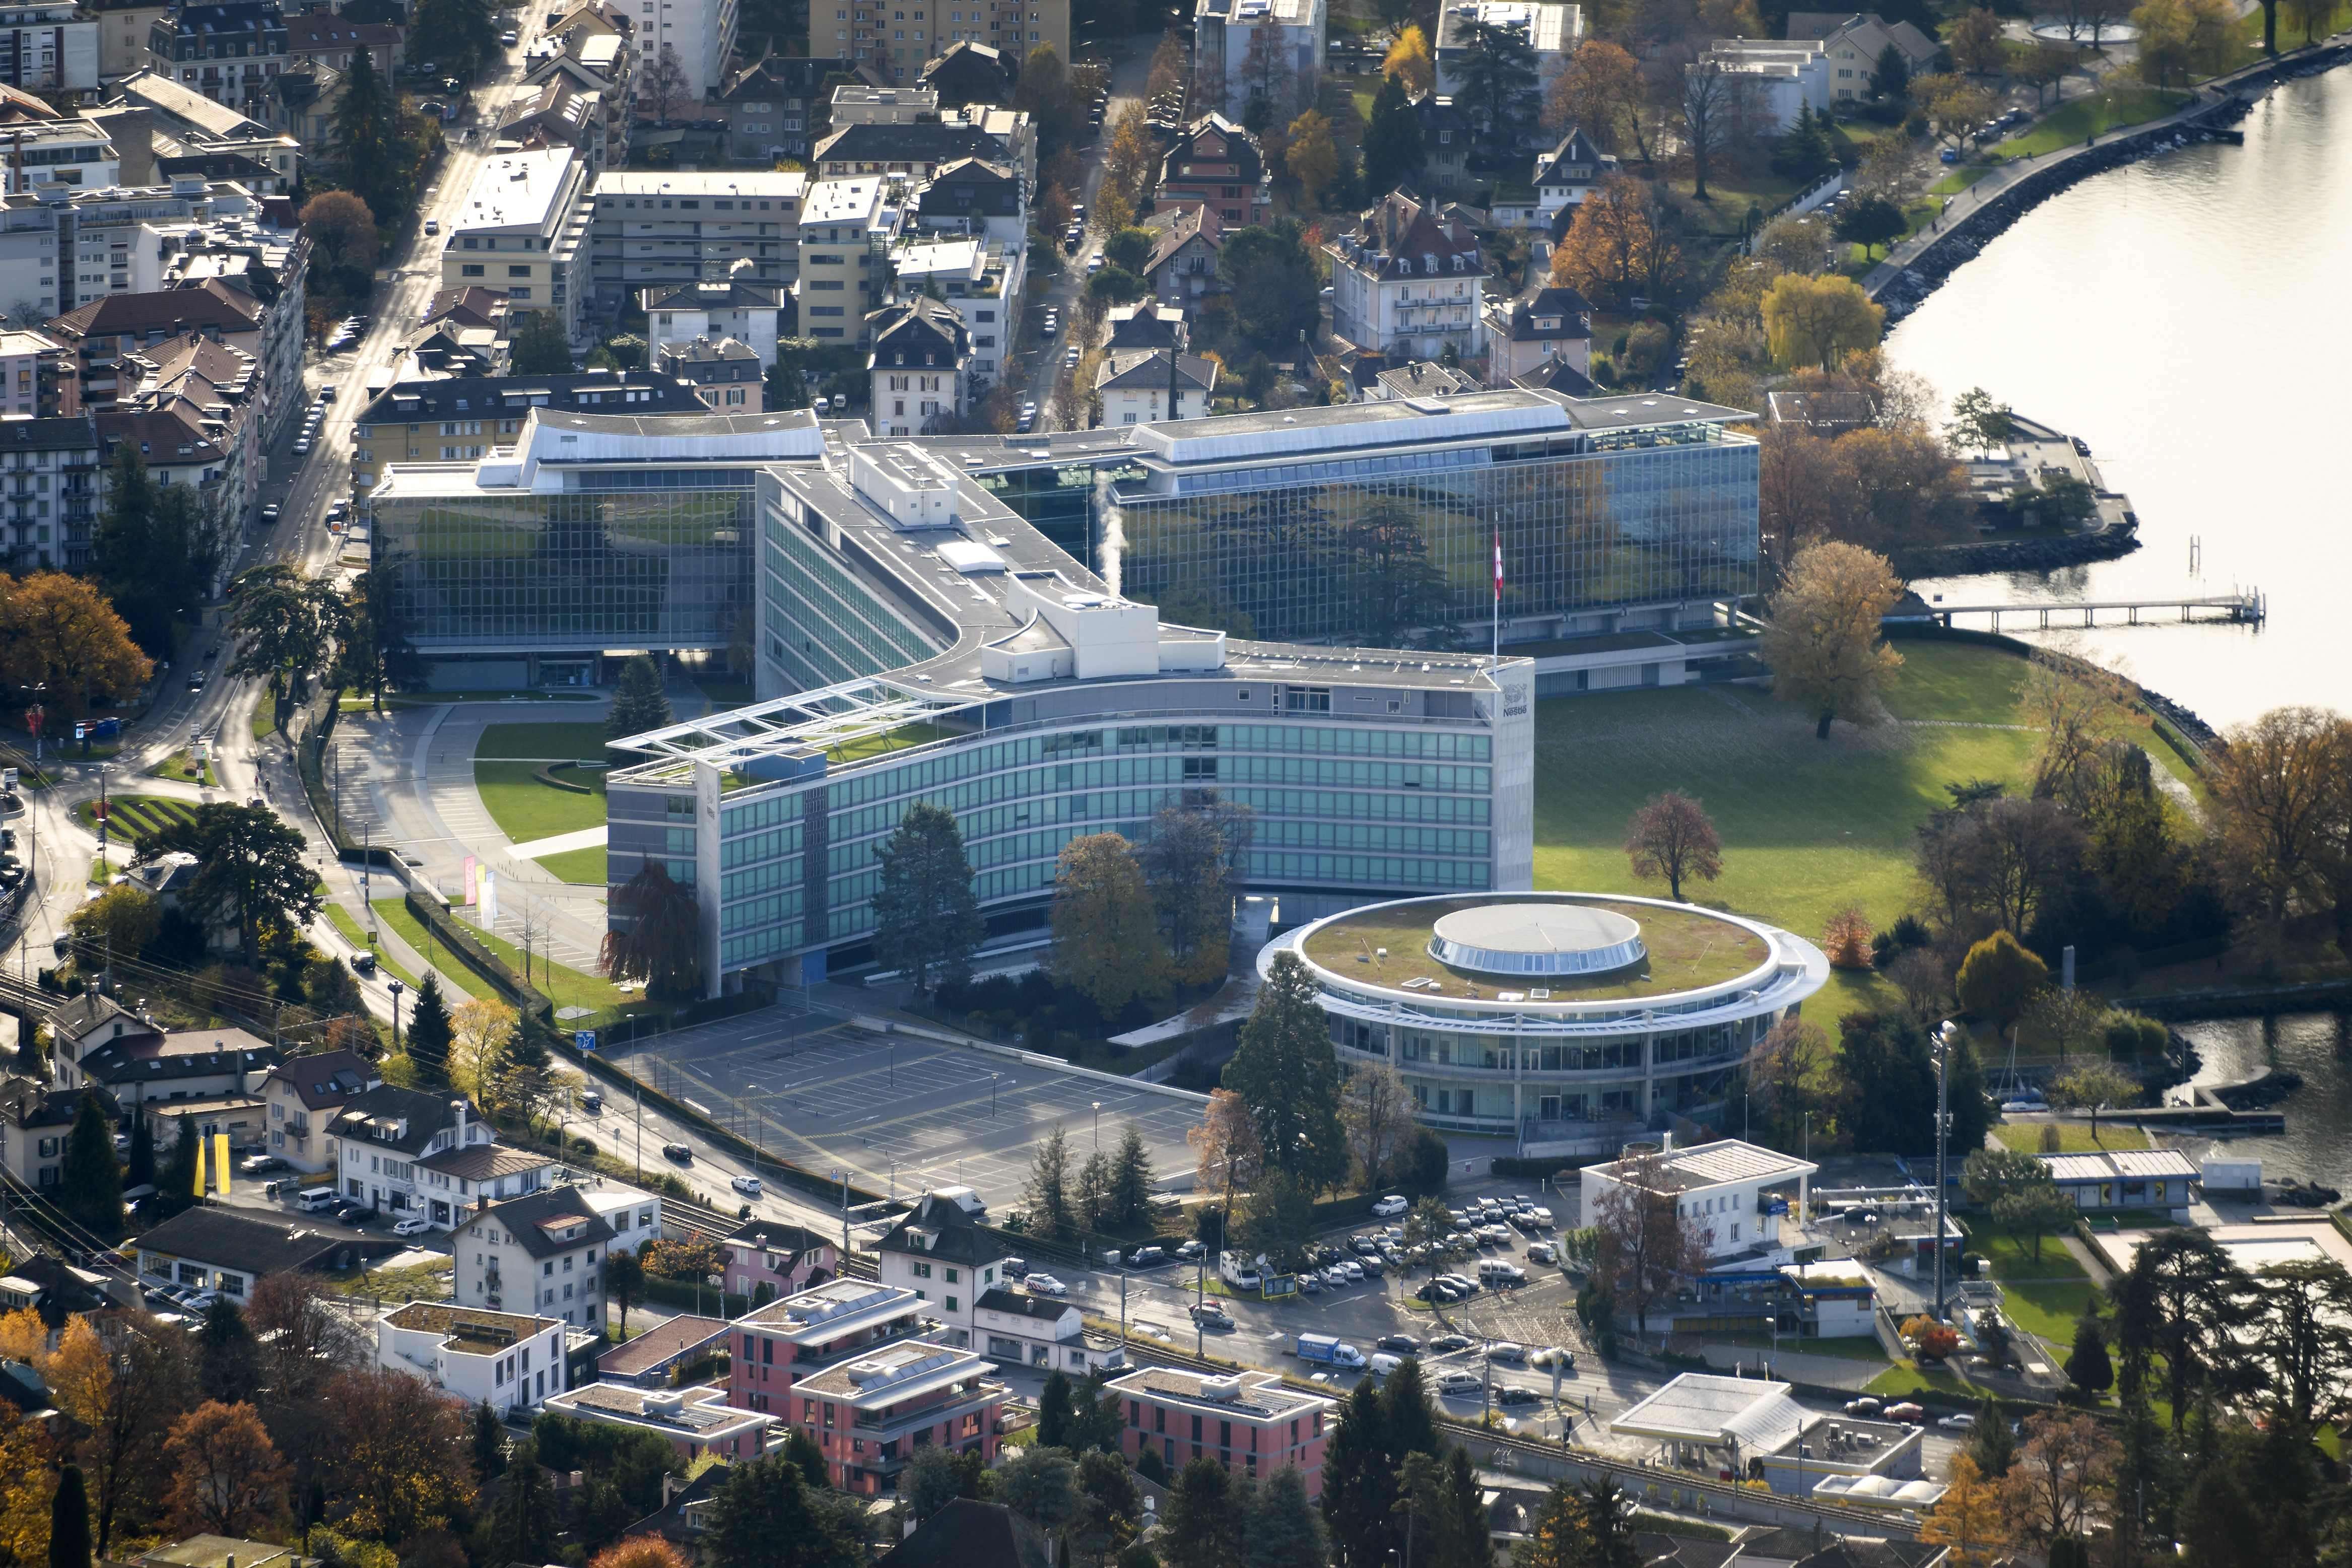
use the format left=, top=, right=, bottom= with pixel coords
left=460, top=264, right=485, bottom=277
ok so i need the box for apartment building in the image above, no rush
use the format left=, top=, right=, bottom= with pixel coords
left=350, top=369, right=706, bottom=489
left=541, top=1382, right=772, bottom=1462
left=258, top=1049, right=377, bottom=1174
left=104, top=69, right=302, bottom=192
left=864, top=295, right=967, bottom=435
left=519, top=43, right=634, bottom=174
left=377, top=1303, right=572, bottom=1414
left=1154, top=115, right=1267, bottom=229
left=1691, top=39, right=1830, bottom=131
left=884, top=234, right=1015, bottom=383
left=706, top=52, right=861, bottom=165
left=1432, top=0, right=1579, bottom=142
left=794, top=175, right=885, bottom=343
left=145, top=1, right=289, bottom=116
left=790, top=1340, right=1007, bottom=1494
left=0, top=4, right=100, bottom=95
left=282, top=12, right=399, bottom=75
left=0, top=413, right=95, bottom=570
left=1108, top=1367, right=1336, bottom=1497
left=915, top=39, right=1007, bottom=107
left=642, top=276, right=783, bottom=361
left=0, top=1076, right=104, bottom=1191
left=454, top=1185, right=614, bottom=1328
left=442, top=150, right=591, bottom=339
left=587, top=169, right=805, bottom=312
left=1785, top=11, right=1938, bottom=100
left=655, top=336, right=762, bottom=411
left=725, top=1278, right=926, bottom=1413
left=1192, top=0, right=1321, bottom=119
left=92, top=0, right=169, bottom=84
left=1324, top=189, right=1489, bottom=360
left=635, top=0, right=735, bottom=102
left=327, top=1085, right=551, bottom=1231
left=908, top=156, right=1022, bottom=243
left=829, top=0, right=1062, bottom=85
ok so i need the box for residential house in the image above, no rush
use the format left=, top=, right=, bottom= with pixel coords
left=1192, top=0, right=1323, bottom=121
left=812, top=118, right=995, bottom=183
left=1433, top=0, right=1578, bottom=144
left=1372, top=359, right=1479, bottom=400
left=1140, top=202, right=1225, bottom=305
left=1529, top=127, right=1617, bottom=220
left=873, top=1192, right=1016, bottom=1348
left=1508, top=353, right=1596, bottom=397
left=1481, top=283, right=1591, bottom=385
left=1106, top=299, right=1186, bottom=352
left=1580, top=1137, right=1820, bottom=1266
left=1693, top=39, right=1830, bottom=130
left=258, top=1050, right=377, bottom=1174
left=884, top=233, right=1017, bottom=383
left=1154, top=114, right=1267, bottom=229
left=789, top=1339, right=1007, bottom=1494
left=282, top=13, right=400, bottom=76
left=587, top=169, right=808, bottom=311
left=1107, top=1366, right=1336, bottom=1497
left=864, top=295, right=967, bottom=436
left=328, top=1084, right=534, bottom=1229
left=522, top=41, right=635, bottom=173
left=915, top=41, right=1010, bottom=109
left=56, top=1023, right=276, bottom=1120
left=103, top=69, right=302, bottom=191
left=376, top=1301, right=572, bottom=1413
left=0, top=1255, right=113, bottom=1326
left=453, top=1184, right=614, bottom=1327
left=972, top=1287, right=1117, bottom=1375
left=657, top=336, right=764, bottom=411
left=795, top=175, right=886, bottom=342
left=440, top=149, right=592, bottom=339
left=1324, top=189, right=1489, bottom=361
left=540, top=1381, right=772, bottom=1462
left=0, top=1077, right=111, bottom=1191
left=41, top=993, right=159, bottom=1067
left=132, top=1205, right=387, bottom=1300
left=642, top=277, right=784, bottom=361
left=908, top=157, right=1023, bottom=243
left=350, top=370, right=706, bottom=489
left=878, top=1498, right=1048, bottom=1568
left=1093, top=349, right=1213, bottom=426
left=499, top=73, right=613, bottom=174
left=46, top=285, right=264, bottom=413
left=1784, top=12, right=1939, bottom=100
left=1406, top=93, right=1475, bottom=193
left=422, top=286, right=512, bottom=334
left=720, top=1215, right=836, bottom=1300
left=725, top=1278, right=924, bottom=1414
left=0, top=413, right=99, bottom=571
left=596, top=1313, right=731, bottom=1386
left=705, top=51, right=864, bottom=164
left=144, top=1, right=290, bottom=116
left=265, top=59, right=341, bottom=152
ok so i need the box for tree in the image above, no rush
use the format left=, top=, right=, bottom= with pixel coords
left=1224, top=952, right=1348, bottom=1193
left=1160, top=1458, right=1242, bottom=1568
left=226, top=564, right=327, bottom=707
left=1339, top=1064, right=1412, bottom=1189
left=1052, top=833, right=1170, bottom=1014
left=1454, top=15, right=1538, bottom=148
left=2238, top=1256, right=2352, bottom=1439
left=0, top=572, right=152, bottom=717
left=639, top=41, right=690, bottom=119
left=509, top=311, right=575, bottom=375
left=699, top=1452, right=867, bottom=1568
left=164, top=1401, right=287, bottom=1540
left=589, top=1542, right=691, bottom=1568
left=594, top=1248, right=644, bottom=1339
left=1833, top=193, right=1908, bottom=258
left=46, top=1464, right=88, bottom=1568
left=1591, top=1149, right=1709, bottom=1335
left=299, top=191, right=380, bottom=279
left=1870, top=41, right=1911, bottom=98
left=88, top=447, right=211, bottom=658
left=1920, top=1454, right=2009, bottom=1567
left=871, top=802, right=984, bottom=993
left=322, top=1366, right=478, bottom=1539
left=58, top=1093, right=121, bottom=1233
left=449, top=998, right=516, bottom=1103
left=1026, top=1124, right=1074, bottom=1239
left=1761, top=273, right=1884, bottom=370
left=1286, top=110, right=1340, bottom=204
left=2209, top=706, right=2341, bottom=925
left=1187, top=1088, right=1263, bottom=1222
left=1956, top=930, right=2047, bottom=1039
left=1139, top=795, right=1253, bottom=988
left=2133, top=0, right=2237, bottom=84
left=1546, top=39, right=1643, bottom=151
left=404, top=971, right=453, bottom=1087
left=2113, top=1228, right=2250, bottom=1432
left=1075, top=1449, right=1143, bottom=1564
left=902, top=1445, right=976, bottom=1523
left=1962, top=1145, right=2046, bottom=1209
left=1381, top=26, right=1433, bottom=94
left=1678, top=59, right=1743, bottom=201
left=2282, top=0, right=2330, bottom=43
left=1037, top=1371, right=1077, bottom=1450
left=2048, top=1061, right=2137, bottom=1123
left=1363, top=73, right=1427, bottom=196
left=1235, top=1171, right=1317, bottom=1272
left=600, top=860, right=702, bottom=1001
left=1016, top=44, right=1081, bottom=156
left=1320, top=1382, right=1396, bottom=1568
left=136, top=803, right=319, bottom=964
left=1519, top=1476, right=1637, bottom=1568
left=2001, top=1412, right=2117, bottom=1549
left=124, top=1111, right=154, bottom=1191
left=487, top=1436, right=559, bottom=1565
left=1623, top=791, right=1722, bottom=901
left=1219, top=220, right=1322, bottom=357
left=606, top=654, right=671, bottom=744
left=1994, top=1179, right=2077, bottom=1262
left=1758, top=540, right=1904, bottom=738
left=1245, top=1465, right=1325, bottom=1567
left=1076, top=1149, right=1115, bottom=1232
left=1948, top=6, right=2008, bottom=73
left=2065, top=1314, right=2113, bottom=1395
left=1910, top=74, right=1998, bottom=147
left=326, top=45, right=401, bottom=218
left=1109, top=1124, right=1155, bottom=1230
left=1966, top=1392, right=2017, bottom=1478
left=160, top=1112, right=199, bottom=1211
left=1945, top=386, right=2014, bottom=453
left=1551, top=175, right=1683, bottom=312
left=996, top=1446, right=1080, bottom=1536
left=1240, top=22, right=1297, bottom=123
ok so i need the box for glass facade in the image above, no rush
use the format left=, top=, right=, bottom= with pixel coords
left=1112, top=436, right=1759, bottom=644
left=759, top=509, right=945, bottom=692
left=372, top=474, right=757, bottom=651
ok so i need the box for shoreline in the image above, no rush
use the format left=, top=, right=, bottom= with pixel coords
left=1870, top=40, right=2352, bottom=321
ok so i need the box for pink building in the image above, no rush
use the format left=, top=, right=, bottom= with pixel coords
left=1106, top=1368, right=1336, bottom=1499
left=787, top=1339, right=1006, bottom=1494
left=721, top=1217, right=837, bottom=1302
left=537, top=1381, right=771, bottom=1463
left=726, top=1278, right=924, bottom=1415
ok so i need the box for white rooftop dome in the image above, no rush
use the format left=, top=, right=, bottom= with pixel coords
left=1429, top=902, right=1646, bottom=978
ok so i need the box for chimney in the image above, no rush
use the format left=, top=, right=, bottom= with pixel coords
left=452, top=1099, right=467, bottom=1140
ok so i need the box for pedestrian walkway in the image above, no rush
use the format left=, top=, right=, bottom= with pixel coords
left=508, top=825, right=608, bottom=859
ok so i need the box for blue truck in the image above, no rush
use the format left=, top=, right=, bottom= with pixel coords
left=1295, top=1333, right=1366, bottom=1370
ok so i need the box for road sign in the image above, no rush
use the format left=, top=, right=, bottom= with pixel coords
left=575, top=1030, right=598, bottom=1052
left=1261, top=1274, right=1297, bottom=1300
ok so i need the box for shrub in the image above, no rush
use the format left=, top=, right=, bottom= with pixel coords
left=1823, top=907, right=1874, bottom=969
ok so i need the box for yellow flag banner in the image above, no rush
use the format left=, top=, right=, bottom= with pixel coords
left=192, top=1129, right=207, bottom=1195
left=214, top=1133, right=232, bottom=1196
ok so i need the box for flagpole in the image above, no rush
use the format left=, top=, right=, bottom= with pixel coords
left=1491, top=530, right=1502, bottom=667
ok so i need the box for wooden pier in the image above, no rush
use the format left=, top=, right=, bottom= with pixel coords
left=1920, top=591, right=2266, bottom=631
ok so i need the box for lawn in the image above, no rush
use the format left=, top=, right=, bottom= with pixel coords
left=1975, top=1228, right=2097, bottom=1345
left=372, top=897, right=634, bottom=1017
left=1991, top=1121, right=2151, bottom=1153
left=1866, top=1360, right=1972, bottom=1398
left=536, top=844, right=608, bottom=885
left=251, top=705, right=277, bottom=741
left=148, top=749, right=217, bottom=787
left=1929, top=164, right=1997, bottom=196
left=1994, top=89, right=2192, bottom=158
left=76, top=794, right=200, bottom=839
left=474, top=723, right=610, bottom=843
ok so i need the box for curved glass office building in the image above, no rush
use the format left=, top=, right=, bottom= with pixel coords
left=1261, top=892, right=1828, bottom=1150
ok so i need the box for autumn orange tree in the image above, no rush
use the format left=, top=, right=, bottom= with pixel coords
left=1542, top=39, right=1644, bottom=151
left=1380, top=25, right=1433, bottom=93
left=589, top=1540, right=691, bottom=1568
left=0, top=572, right=152, bottom=716
left=1920, top=1454, right=2011, bottom=1566
left=1624, top=791, right=1723, bottom=902
left=165, top=1401, right=289, bottom=1539
left=1550, top=176, right=1683, bottom=312
left=320, top=1367, right=477, bottom=1540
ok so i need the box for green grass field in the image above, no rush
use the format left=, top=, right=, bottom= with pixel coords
left=1992, top=1122, right=2152, bottom=1153
left=76, top=794, right=200, bottom=839
left=1976, top=1228, right=2096, bottom=1345
left=372, top=898, right=632, bottom=1016
left=148, top=749, right=217, bottom=787
left=536, top=845, right=608, bottom=885
left=1995, top=89, right=2191, bottom=158
left=474, top=723, right=611, bottom=843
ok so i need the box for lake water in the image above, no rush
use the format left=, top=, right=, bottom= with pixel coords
left=1884, top=64, right=2352, bottom=734
left=2160, top=1013, right=2352, bottom=1192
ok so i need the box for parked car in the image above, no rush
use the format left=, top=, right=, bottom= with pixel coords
left=1436, top=1371, right=1484, bottom=1396
left=1424, top=1281, right=1459, bottom=1303
left=392, top=1216, right=434, bottom=1237
left=1487, top=1342, right=1527, bottom=1364
left=1494, top=1384, right=1540, bottom=1406
left=260, top=503, right=281, bottom=522
left=1188, top=1302, right=1234, bottom=1329
left=1026, top=1273, right=1067, bottom=1296
left=1372, top=1194, right=1408, bottom=1217
left=292, top=438, right=312, bottom=455
left=1002, top=1257, right=1029, bottom=1279
left=1938, top=1412, right=1978, bottom=1431
left=1298, top=1274, right=1322, bottom=1294
left=1128, top=1245, right=1165, bottom=1267
left=1176, top=1239, right=1203, bottom=1261
left=237, top=1154, right=283, bottom=1175
left=1844, top=1396, right=1884, bottom=1417
left=1376, top=1334, right=1421, bottom=1353
left=425, top=219, right=439, bottom=235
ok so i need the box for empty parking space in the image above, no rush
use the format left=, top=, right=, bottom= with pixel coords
left=612, top=1009, right=1207, bottom=1213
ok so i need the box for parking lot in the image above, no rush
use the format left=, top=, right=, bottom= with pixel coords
left=608, top=1008, right=1210, bottom=1213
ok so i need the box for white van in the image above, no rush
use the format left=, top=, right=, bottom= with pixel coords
left=294, top=1186, right=340, bottom=1212
left=1368, top=1352, right=1403, bottom=1378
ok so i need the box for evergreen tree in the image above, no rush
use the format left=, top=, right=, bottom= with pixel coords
left=1160, top=1458, right=1241, bottom=1567
left=1109, top=1123, right=1154, bottom=1228
left=329, top=45, right=400, bottom=218
left=1452, top=16, right=1537, bottom=149
left=198, top=1297, right=260, bottom=1403
left=49, top=1463, right=90, bottom=1568
left=160, top=1112, right=200, bottom=1210
left=404, top=971, right=454, bottom=1087
left=1320, top=1381, right=1396, bottom=1567
left=1870, top=41, right=1910, bottom=99
left=1025, top=1124, right=1074, bottom=1239
left=1038, top=1370, right=1076, bottom=1450
left=1965, top=1391, right=2015, bottom=1477
left=870, top=802, right=984, bottom=992
left=1244, top=1465, right=1323, bottom=1567
left=1439, top=1447, right=1487, bottom=1568
left=780, top=1427, right=827, bottom=1488
left=125, top=1111, right=154, bottom=1190
left=1360, top=73, right=1425, bottom=215
left=487, top=1437, right=557, bottom=1566
left=605, top=654, right=672, bottom=744
left=472, top=1401, right=507, bottom=1480
left=1379, top=1357, right=1439, bottom=1463
left=1223, top=951, right=1348, bottom=1193
left=509, top=311, right=576, bottom=375
left=59, top=1091, right=123, bottom=1232
left=2066, top=1315, right=2114, bottom=1395
left=411, top=0, right=500, bottom=77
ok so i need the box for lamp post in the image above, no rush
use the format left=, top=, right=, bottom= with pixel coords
left=1092, top=1100, right=1102, bottom=1148
left=1932, top=1019, right=1958, bottom=1325
left=387, top=978, right=405, bottom=1055
left=990, top=1072, right=1001, bottom=1117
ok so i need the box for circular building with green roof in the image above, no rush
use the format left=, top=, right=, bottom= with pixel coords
left=1260, top=892, right=1829, bottom=1149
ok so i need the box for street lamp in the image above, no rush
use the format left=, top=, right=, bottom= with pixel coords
left=990, top=1072, right=1001, bottom=1117
left=1932, top=1018, right=1960, bottom=1324
left=1092, top=1100, right=1102, bottom=1148
left=387, top=978, right=405, bottom=1055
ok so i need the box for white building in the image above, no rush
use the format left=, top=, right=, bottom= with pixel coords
left=1531, top=127, right=1617, bottom=220
left=1194, top=0, right=1324, bottom=120
left=641, top=277, right=784, bottom=364
left=1785, top=11, right=1939, bottom=101
left=579, top=1182, right=665, bottom=1255
left=886, top=234, right=1021, bottom=384
left=376, top=1302, right=572, bottom=1414
left=0, top=1, right=99, bottom=93
left=1433, top=0, right=1580, bottom=140
left=327, top=1085, right=552, bottom=1231
left=1324, top=190, right=1489, bottom=361
left=1692, top=39, right=1830, bottom=131
left=454, top=1184, right=616, bottom=1329
left=973, top=1286, right=1120, bottom=1376
left=2036, top=1148, right=2201, bottom=1213
left=1093, top=349, right=1214, bottom=427
left=2, top=119, right=122, bottom=192
left=636, top=0, right=736, bottom=105
left=796, top=175, right=889, bottom=345
left=1581, top=1138, right=1819, bottom=1266
left=875, top=1191, right=1019, bottom=1349
left=441, top=150, right=592, bottom=339
left=0, top=328, right=56, bottom=417
left=864, top=296, right=969, bottom=436
left=588, top=170, right=807, bottom=309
